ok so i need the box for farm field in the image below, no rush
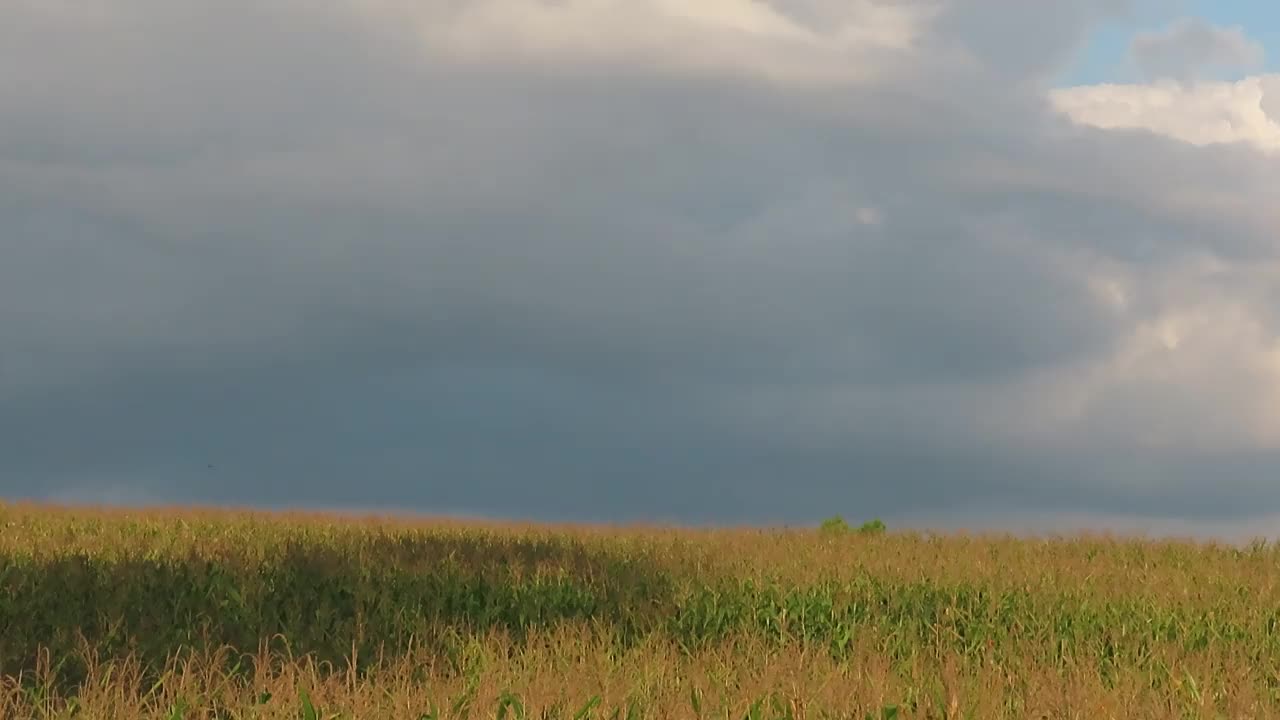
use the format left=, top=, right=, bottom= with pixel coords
left=3, top=502, right=1280, bottom=719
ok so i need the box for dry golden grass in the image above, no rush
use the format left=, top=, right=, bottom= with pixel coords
left=3, top=501, right=1280, bottom=719
left=5, top=628, right=1280, bottom=719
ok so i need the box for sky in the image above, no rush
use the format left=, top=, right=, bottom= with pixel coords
left=1062, top=0, right=1280, bottom=84
left=3, top=0, right=1280, bottom=539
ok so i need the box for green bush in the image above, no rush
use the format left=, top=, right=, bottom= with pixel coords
left=858, top=519, right=886, bottom=535
left=820, top=516, right=886, bottom=536
left=819, top=516, right=851, bottom=536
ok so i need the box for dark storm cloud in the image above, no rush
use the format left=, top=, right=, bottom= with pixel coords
left=3, top=0, right=1280, bottom=531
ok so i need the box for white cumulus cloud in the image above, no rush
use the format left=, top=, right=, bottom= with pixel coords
left=1051, top=74, right=1280, bottom=152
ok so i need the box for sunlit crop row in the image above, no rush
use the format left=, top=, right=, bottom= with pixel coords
left=3, top=502, right=1279, bottom=718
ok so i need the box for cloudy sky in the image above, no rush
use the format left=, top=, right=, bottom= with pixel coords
left=4, top=0, right=1280, bottom=537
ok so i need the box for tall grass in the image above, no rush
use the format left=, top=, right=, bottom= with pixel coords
left=3, top=501, right=1280, bottom=718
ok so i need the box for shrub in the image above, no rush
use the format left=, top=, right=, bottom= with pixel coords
left=819, top=516, right=851, bottom=536
left=858, top=519, right=886, bottom=535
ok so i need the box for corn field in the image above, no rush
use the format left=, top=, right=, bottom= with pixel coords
left=3, top=502, right=1280, bottom=718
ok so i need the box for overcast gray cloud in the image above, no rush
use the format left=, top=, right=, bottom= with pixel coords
left=4, top=0, right=1280, bottom=532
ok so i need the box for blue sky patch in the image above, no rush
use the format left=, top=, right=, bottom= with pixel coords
left=1060, top=0, right=1277, bottom=85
